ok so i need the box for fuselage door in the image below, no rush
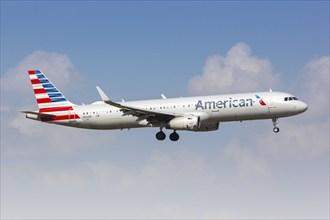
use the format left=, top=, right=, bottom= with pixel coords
left=268, top=98, right=277, bottom=115
left=69, top=110, right=77, bottom=123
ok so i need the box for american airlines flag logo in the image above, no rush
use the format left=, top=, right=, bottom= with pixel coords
left=28, top=70, right=68, bottom=104
left=255, top=94, right=267, bottom=106
left=28, top=70, right=79, bottom=121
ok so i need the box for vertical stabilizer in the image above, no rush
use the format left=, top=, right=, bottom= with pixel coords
left=27, top=70, right=75, bottom=113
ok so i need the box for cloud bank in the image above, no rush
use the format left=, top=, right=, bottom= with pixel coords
left=301, top=56, right=329, bottom=117
left=188, top=42, right=279, bottom=95
left=1, top=51, right=82, bottom=98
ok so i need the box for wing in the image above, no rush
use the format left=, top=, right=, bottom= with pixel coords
left=96, top=86, right=182, bottom=126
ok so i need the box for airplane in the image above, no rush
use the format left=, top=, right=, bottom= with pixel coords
left=22, top=70, right=308, bottom=141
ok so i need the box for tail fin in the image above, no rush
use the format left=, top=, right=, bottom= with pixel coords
left=27, top=70, right=75, bottom=113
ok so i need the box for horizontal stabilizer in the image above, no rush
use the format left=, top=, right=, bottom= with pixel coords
left=21, top=111, right=55, bottom=122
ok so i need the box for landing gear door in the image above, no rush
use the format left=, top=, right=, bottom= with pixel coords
left=268, top=99, right=277, bottom=115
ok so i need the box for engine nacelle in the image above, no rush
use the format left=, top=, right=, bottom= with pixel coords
left=167, top=116, right=200, bottom=131
left=194, top=122, right=219, bottom=132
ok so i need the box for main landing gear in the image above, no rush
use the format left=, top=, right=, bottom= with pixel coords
left=156, top=129, right=179, bottom=141
left=156, top=130, right=166, bottom=141
left=169, top=131, right=179, bottom=141
left=272, top=118, right=280, bottom=133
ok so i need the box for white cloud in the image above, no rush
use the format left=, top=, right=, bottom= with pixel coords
left=40, top=168, right=86, bottom=191
left=3, top=148, right=237, bottom=219
left=301, top=56, right=329, bottom=117
left=31, top=147, right=215, bottom=194
left=10, top=106, right=42, bottom=136
left=5, top=111, right=114, bottom=157
left=1, top=51, right=82, bottom=98
left=224, top=139, right=271, bottom=177
left=188, top=42, right=279, bottom=95
left=257, top=122, right=329, bottom=161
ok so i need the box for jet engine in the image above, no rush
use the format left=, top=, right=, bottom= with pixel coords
left=194, top=122, right=219, bottom=131
left=167, top=116, right=200, bottom=130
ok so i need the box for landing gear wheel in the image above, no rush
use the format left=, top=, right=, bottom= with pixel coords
left=169, top=131, right=179, bottom=141
left=156, top=131, right=166, bottom=141
left=272, top=118, right=280, bottom=133
left=273, top=127, right=280, bottom=133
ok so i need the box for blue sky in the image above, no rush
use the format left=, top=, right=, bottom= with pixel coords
left=1, top=1, right=329, bottom=219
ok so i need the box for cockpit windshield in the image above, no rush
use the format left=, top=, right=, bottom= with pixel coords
left=284, top=97, right=298, bottom=101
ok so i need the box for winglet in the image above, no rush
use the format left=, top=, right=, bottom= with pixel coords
left=96, top=86, right=110, bottom=102
left=96, top=86, right=123, bottom=108
left=161, top=94, right=167, bottom=99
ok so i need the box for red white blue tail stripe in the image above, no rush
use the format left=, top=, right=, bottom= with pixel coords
left=28, top=70, right=79, bottom=121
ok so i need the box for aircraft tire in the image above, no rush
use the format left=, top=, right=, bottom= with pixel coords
left=169, top=132, right=179, bottom=141
left=273, top=127, right=280, bottom=133
left=156, top=131, right=166, bottom=140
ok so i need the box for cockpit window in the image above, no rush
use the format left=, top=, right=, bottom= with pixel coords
left=284, top=96, right=299, bottom=101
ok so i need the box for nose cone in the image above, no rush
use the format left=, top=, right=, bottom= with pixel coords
left=296, top=101, right=308, bottom=113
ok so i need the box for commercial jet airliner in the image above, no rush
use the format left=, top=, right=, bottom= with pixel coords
left=22, top=70, right=308, bottom=141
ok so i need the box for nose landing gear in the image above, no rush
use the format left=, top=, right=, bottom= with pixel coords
left=273, top=127, right=280, bottom=133
left=272, top=118, right=280, bottom=133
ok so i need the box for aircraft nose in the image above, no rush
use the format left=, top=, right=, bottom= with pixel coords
left=296, top=101, right=308, bottom=113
